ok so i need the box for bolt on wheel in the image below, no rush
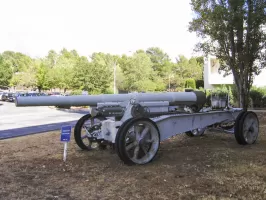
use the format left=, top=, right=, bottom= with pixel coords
left=74, top=114, right=107, bottom=150
left=115, top=118, right=160, bottom=165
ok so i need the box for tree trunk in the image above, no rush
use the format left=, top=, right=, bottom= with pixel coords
left=236, top=76, right=250, bottom=111
left=234, top=73, right=249, bottom=111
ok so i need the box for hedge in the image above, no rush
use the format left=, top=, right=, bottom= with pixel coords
left=249, top=86, right=266, bottom=108
left=185, top=78, right=196, bottom=89
left=204, top=85, right=266, bottom=108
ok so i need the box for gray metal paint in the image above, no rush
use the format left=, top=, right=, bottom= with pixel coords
left=153, top=110, right=242, bottom=141
left=15, top=91, right=205, bottom=107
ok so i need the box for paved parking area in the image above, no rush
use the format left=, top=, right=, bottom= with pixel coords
left=0, top=102, right=88, bottom=139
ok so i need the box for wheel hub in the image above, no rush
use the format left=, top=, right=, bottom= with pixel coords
left=138, top=137, right=146, bottom=146
left=248, top=126, right=254, bottom=133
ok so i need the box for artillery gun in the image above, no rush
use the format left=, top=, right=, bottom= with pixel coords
left=15, top=91, right=259, bottom=165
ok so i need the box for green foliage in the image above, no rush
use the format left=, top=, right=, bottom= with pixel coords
left=175, top=55, right=203, bottom=80
left=2, top=51, right=33, bottom=72
left=13, top=63, right=37, bottom=88
left=104, top=88, right=114, bottom=94
left=1, top=48, right=208, bottom=94
left=171, top=55, right=203, bottom=89
left=70, top=90, right=83, bottom=95
left=119, top=52, right=157, bottom=92
left=71, top=54, right=113, bottom=93
left=185, top=78, right=196, bottom=89
left=36, top=62, right=50, bottom=92
left=211, top=86, right=229, bottom=97
left=262, top=96, right=266, bottom=107
left=207, top=85, right=234, bottom=106
left=249, top=86, right=266, bottom=107
left=0, top=55, right=12, bottom=86
left=196, top=80, right=204, bottom=88
left=188, top=0, right=266, bottom=110
left=207, top=85, right=266, bottom=108
left=145, top=47, right=171, bottom=77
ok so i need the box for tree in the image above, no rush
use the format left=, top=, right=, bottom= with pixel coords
left=146, top=47, right=171, bottom=75
left=2, top=51, right=33, bottom=73
left=171, top=55, right=203, bottom=89
left=53, top=49, right=79, bottom=92
left=15, top=64, right=37, bottom=89
left=45, top=50, right=58, bottom=68
left=189, top=0, right=266, bottom=110
left=35, top=61, right=50, bottom=92
left=119, top=51, right=158, bottom=92
left=185, top=78, right=196, bottom=89
left=72, top=55, right=113, bottom=93
left=0, top=55, right=12, bottom=87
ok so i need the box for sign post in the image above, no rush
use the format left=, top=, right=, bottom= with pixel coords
left=60, top=125, right=72, bottom=162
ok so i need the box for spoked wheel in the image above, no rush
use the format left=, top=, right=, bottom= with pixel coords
left=234, top=111, right=259, bottom=145
left=185, top=127, right=206, bottom=137
left=74, top=114, right=107, bottom=150
left=115, top=118, right=160, bottom=165
left=185, top=106, right=206, bottom=137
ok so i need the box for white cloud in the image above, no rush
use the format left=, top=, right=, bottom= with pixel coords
left=0, top=0, right=199, bottom=60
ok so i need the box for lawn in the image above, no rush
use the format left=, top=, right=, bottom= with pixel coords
left=0, top=112, right=266, bottom=200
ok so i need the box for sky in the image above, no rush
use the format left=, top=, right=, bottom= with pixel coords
left=0, top=0, right=200, bottom=60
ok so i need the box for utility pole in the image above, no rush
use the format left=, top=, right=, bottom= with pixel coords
left=169, top=75, right=171, bottom=90
left=113, top=60, right=117, bottom=94
left=113, top=51, right=132, bottom=94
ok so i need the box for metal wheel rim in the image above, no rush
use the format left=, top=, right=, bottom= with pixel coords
left=81, top=117, right=102, bottom=149
left=242, top=113, right=259, bottom=144
left=124, top=120, right=159, bottom=164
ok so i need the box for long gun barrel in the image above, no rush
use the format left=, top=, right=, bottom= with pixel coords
left=15, top=91, right=206, bottom=107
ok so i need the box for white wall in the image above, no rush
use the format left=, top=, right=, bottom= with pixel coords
left=204, top=55, right=234, bottom=89
left=204, top=55, right=266, bottom=89
left=253, top=69, right=266, bottom=87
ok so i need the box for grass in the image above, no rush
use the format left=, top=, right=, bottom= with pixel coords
left=0, top=112, right=266, bottom=200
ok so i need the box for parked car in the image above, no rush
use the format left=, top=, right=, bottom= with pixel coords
left=1, top=92, right=8, bottom=101
left=0, top=92, right=4, bottom=101
left=1, top=92, right=15, bottom=102
left=48, top=92, right=62, bottom=96
left=6, top=93, right=15, bottom=102
left=15, top=92, right=27, bottom=97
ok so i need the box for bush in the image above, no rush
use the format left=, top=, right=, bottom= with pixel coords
left=262, top=96, right=266, bottom=107
left=230, top=85, right=238, bottom=106
left=211, top=85, right=229, bottom=97
left=90, top=89, right=102, bottom=95
left=204, top=85, right=234, bottom=107
left=249, top=86, right=266, bottom=108
left=104, top=88, right=114, bottom=94
left=197, top=85, right=266, bottom=108
left=196, top=80, right=204, bottom=88
left=70, top=90, right=83, bottom=95
left=228, top=86, right=266, bottom=108
left=185, top=78, right=196, bottom=89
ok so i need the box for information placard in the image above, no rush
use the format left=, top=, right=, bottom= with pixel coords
left=60, top=125, right=72, bottom=142
left=60, top=125, right=72, bottom=162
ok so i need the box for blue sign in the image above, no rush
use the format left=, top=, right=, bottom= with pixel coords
left=60, top=125, right=72, bottom=142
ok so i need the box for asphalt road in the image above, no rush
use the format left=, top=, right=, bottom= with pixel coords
left=0, top=101, right=88, bottom=139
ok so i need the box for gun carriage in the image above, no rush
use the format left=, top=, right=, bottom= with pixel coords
left=15, top=91, right=259, bottom=165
